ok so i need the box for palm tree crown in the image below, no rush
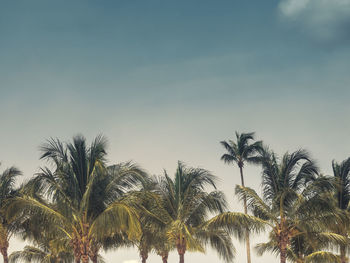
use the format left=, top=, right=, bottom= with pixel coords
left=0, top=166, right=22, bottom=263
left=220, top=132, right=262, bottom=170
left=332, top=158, right=350, bottom=210
left=235, top=148, right=338, bottom=263
left=329, top=158, right=350, bottom=263
left=148, top=162, right=235, bottom=263
left=8, top=135, right=147, bottom=263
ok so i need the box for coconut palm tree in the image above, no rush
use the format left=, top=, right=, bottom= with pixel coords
left=135, top=190, right=172, bottom=263
left=235, top=148, right=339, bottom=263
left=255, top=224, right=346, bottom=263
left=0, top=166, right=22, bottom=263
left=220, top=132, right=262, bottom=263
left=7, top=135, right=147, bottom=263
left=143, top=162, right=263, bottom=263
left=135, top=218, right=173, bottom=263
left=136, top=207, right=175, bottom=263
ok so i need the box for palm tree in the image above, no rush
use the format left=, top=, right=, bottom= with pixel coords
left=135, top=219, right=173, bottom=263
left=235, top=148, right=339, bottom=263
left=330, top=158, right=350, bottom=263
left=255, top=224, right=345, bottom=263
left=220, top=132, right=262, bottom=263
left=136, top=208, right=174, bottom=263
left=0, top=166, right=22, bottom=263
left=144, top=162, right=257, bottom=263
left=133, top=178, right=172, bottom=263
left=7, top=135, right=147, bottom=263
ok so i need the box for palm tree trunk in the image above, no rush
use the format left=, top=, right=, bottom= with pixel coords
left=0, top=247, right=9, bottom=263
left=179, top=252, right=185, bottom=263
left=177, top=237, right=186, bottom=263
left=239, top=165, right=246, bottom=188
left=239, top=165, right=251, bottom=263
left=280, top=246, right=287, bottom=263
left=161, top=252, right=168, bottom=263
left=0, top=237, right=9, bottom=263
left=91, top=255, right=98, bottom=263
left=340, top=245, right=347, bottom=263
left=81, top=254, right=89, bottom=263
left=80, top=224, right=90, bottom=263
left=141, top=252, right=148, bottom=263
left=72, top=237, right=81, bottom=263
left=279, top=234, right=288, bottom=263
left=89, top=245, right=98, bottom=263
left=0, top=229, right=9, bottom=263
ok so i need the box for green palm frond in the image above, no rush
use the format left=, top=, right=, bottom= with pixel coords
left=90, top=199, right=141, bottom=241
left=203, top=212, right=267, bottom=240
left=235, top=185, right=274, bottom=221
left=0, top=166, right=22, bottom=211
left=9, top=246, right=48, bottom=263
left=6, top=196, right=72, bottom=236
left=220, top=131, right=262, bottom=167
left=332, top=158, right=350, bottom=210
left=195, top=228, right=235, bottom=262
left=305, top=251, right=341, bottom=263
left=255, top=239, right=279, bottom=257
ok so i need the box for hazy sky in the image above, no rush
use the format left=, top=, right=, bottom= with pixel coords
left=1, top=1, right=350, bottom=263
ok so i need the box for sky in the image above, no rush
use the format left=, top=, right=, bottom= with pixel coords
left=1, top=0, right=350, bottom=262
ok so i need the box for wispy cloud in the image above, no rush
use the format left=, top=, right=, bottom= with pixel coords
left=278, top=0, right=350, bottom=40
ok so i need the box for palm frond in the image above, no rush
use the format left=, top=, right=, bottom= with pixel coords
left=305, top=251, right=341, bottom=263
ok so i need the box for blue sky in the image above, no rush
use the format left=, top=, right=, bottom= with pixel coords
left=1, top=1, right=350, bottom=263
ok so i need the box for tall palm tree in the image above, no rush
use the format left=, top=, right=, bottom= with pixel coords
left=0, top=166, right=22, bottom=263
left=144, top=162, right=258, bottom=263
left=7, top=135, right=147, bottom=263
left=220, top=132, right=262, bottom=263
left=235, top=148, right=339, bottom=263
left=330, top=158, right=350, bottom=263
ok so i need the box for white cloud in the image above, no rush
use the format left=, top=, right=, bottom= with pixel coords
left=278, top=0, right=350, bottom=40
left=123, top=260, right=138, bottom=263
left=279, top=0, right=310, bottom=16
